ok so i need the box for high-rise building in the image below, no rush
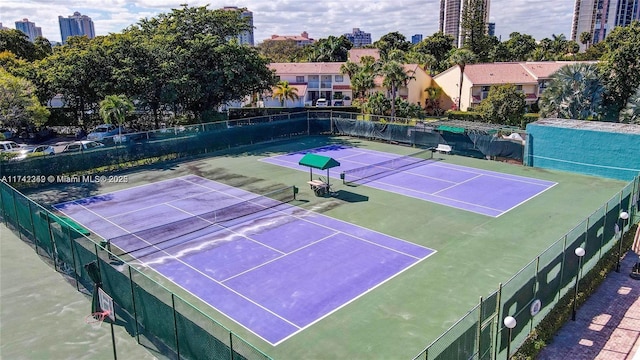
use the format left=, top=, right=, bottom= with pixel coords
left=344, top=28, right=372, bottom=47
left=487, top=22, right=496, bottom=37
left=15, top=18, right=42, bottom=42
left=411, top=34, right=423, bottom=44
left=221, top=6, right=254, bottom=46
left=571, top=0, right=639, bottom=51
left=58, top=12, right=95, bottom=44
left=439, top=0, right=491, bottom=47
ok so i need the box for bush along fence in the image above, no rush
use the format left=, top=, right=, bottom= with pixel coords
left=412, top=175, right=639, bottom=360
left=0, top=181, right=272, bottom=360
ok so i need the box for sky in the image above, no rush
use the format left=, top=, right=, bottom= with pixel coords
left=1, top=0, right=576, bottom=45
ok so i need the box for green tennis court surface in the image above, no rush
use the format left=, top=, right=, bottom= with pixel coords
left=19, top=136, right=628, bottom=359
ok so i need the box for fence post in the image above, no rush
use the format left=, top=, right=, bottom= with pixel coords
left=558, top=235, right=568, bottom=301
left=229, top=332, right=234, bottom=360
left=128, top=266, right=141, bottom=344
left=65, top=224, right=81, bottom=291
left=27, top=201, right=39, bottom=253
left=493, top=282, right=503, bottom=360
left=0, top=182, right=6, bottom=225
left=171, top=294, right=180, bottom=359
left=11, top=190, right=22, bottom=239
left=476, top=296, right=483, bottom=359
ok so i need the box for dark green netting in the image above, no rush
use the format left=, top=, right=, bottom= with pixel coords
left=481, top=291, right=498, bottom=323
left=98, top=258, right=134, bottom=315
left=1, top=184, right=17, bottom=226
left=32, top=208, right=54, bottom=257
left=14, top=195, right=34, bottom=240
left=132, top=273, right=178, bottom=354
left=537, top=240, right=565, bottom=306
left=478, top=321, right=494, bottom=360
left=174, top=297, right=232, bottom=360
left=50, top=222, right=74, bottom=267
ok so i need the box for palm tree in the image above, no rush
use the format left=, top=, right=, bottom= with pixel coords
left=539, top=63, right=605, bottom=120
left=99, top=94, right=134, bottom=140
left=448, top=49, right=477, bottom=110
left=620, top=86, right=640, bottom=124
left=339, top=62, right=360, bottom=79
left=579, top=31, right=592, bottom=50
left=378, top=60, right=415, bottom=121
left=407, top=52, right=438, bottom=76
left=272, top=81, right=299, bottom=107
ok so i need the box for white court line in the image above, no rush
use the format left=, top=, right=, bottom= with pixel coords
left=220, top=232, right=338, bottom=283
left=106, top=187, right=223, bottom=219
left=430, top=161, right=557, bottom=186
left=495, top=182, right=559, bottom=218
left=432, top=174, right=484, bottom=195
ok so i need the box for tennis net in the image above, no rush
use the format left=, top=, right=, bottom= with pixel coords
left=107, top=185, right=296, bottom=259
left=341, top=149, right=434, bottom=184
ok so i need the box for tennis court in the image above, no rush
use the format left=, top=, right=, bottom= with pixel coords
left=260, top=145, right=557, bottom=217
left=52, top=175, right=435, bottom=345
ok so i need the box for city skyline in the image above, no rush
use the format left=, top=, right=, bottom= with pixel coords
left=1, top=0, right=575, bottom=45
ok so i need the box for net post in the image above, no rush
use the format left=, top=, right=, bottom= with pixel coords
left=340, top=172, right=346, bottom=184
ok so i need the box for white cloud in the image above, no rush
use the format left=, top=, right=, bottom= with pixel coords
left=1, top=0, right=576, bottom=45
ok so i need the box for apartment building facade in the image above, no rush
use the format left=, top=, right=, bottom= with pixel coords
left=571, top=0, right=640, bottom=51
left=58, top=11, right=95, bottom=44
left=439, top=0, right=491, bottom=47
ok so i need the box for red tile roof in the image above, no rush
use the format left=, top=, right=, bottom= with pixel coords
left=463, top=63, right=537, bottom=85
left=268, top=63, right=344, bottom=74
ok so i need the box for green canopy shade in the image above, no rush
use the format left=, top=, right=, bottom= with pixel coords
left=298, top=153, right=341, bottom=185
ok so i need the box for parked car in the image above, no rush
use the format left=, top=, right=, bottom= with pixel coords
left=0, top=141, right=25, bottom=152
left=315, top=98, right=329, bottom=107
left=333, top=100, right=344, bottom=106
left=61, top=140, right=105, bottom=153
left=87, top=124, right=123, bottom=141
left=11, top=145, right=55, bottom=161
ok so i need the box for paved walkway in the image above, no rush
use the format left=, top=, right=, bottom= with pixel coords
left=537, top=251, right=640, bottom=360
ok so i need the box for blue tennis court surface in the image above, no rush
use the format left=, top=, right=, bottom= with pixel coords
left=260, top=145, right=557, bottom=217
left=53, top=175, right=435, bottom=345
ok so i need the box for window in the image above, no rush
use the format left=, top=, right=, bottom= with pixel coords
left=335, top=75, right=344, bottom=82
left=296, top=76, right=305, bottom=83
left=481, top=86, right=491, bottom=100
left=538, top=80, right=549, bottom=94
left=515, top=85, right=523, bottom=91
left=275, top=76, right=281, bottom=82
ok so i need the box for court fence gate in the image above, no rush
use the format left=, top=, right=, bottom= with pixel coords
left=0, top=181, right=272, bottom=360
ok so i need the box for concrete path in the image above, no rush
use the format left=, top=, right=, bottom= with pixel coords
left=537, top=251, right=640, bottom=360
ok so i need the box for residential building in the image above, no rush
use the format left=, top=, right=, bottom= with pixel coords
left=487, top=22, right=496, bottom=37
left=264, top=32, right=315, bottom=47
left=0, top=23, right=10, bottom=30
left=15, top=18, right=42, bottom=42
left=58, top=11, right=95, bottom=44
left=266, top=63, right=352, bottom=106
left=221, top=6, right=254, bottom=45
left=411, top=34, right=423, bottom=44
left=439, top=0, right=491, bottom=47
left=433, top=61, right=593, bottom=111
left=571, top=0, right=640, bottom=51
left=344, top=28, right=372, bottom=47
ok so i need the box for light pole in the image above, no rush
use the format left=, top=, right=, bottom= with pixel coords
left=616, top=211, right=629, bottom=273
left=504, top=316, right=517, bottom=359
left=572, top=247, right=585, bottom=321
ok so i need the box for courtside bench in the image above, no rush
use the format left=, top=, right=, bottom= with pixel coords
left=436, top=144, right=452, bottom=154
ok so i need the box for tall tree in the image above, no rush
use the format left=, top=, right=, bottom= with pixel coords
left=619, top=86, right=640, bottom=124
left=272, top=81, right=299, bottom=107
left=306, top=36, right=352, bottom=62
left=0, top=29, right=37, bottom=61
left=257, top=39, right=305, bottom=62
left=99, top=94, right=134, bottom=139
left=449, top=49, right=477, bottom=110
left=378, top=61, right=415, bottom=120
left=476, top=84, right=526, bottom=126
left=374, top=32, right=412, bottom=61
left=504, top=32, right=537, bottom=61
left=579, top=31, right=592, bottom=50
left=539, top=63, right=605, bottom=120
left=460, top=0, right=491, bottom=61
left=412, top=32, right=455, bottom=74
left=0, top=69, right=49, bottom=130
left=599, top=20, right=640, bottom=120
